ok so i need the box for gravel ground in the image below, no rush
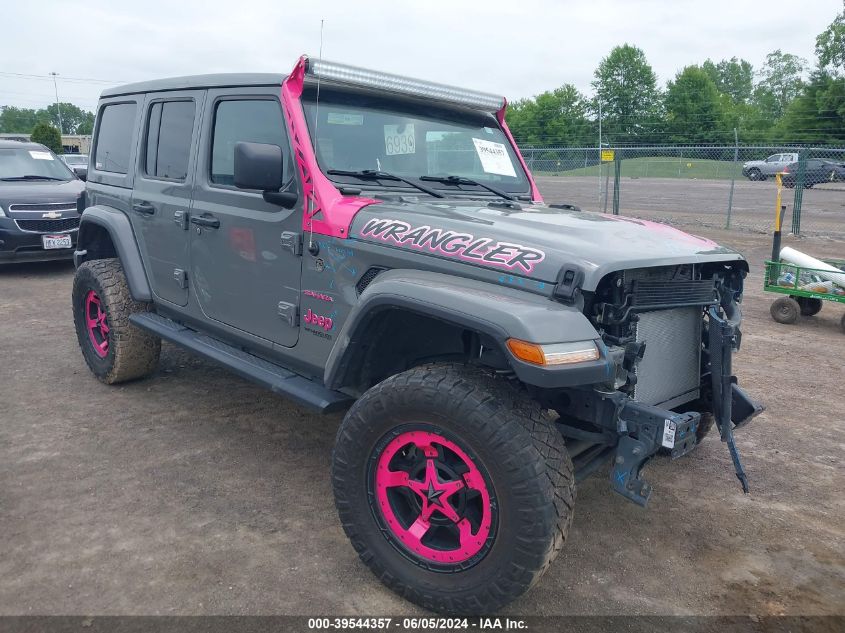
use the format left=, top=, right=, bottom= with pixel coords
left=1, top=218, right=843, bottom=616
left=536, top=176, right=845, bottom=239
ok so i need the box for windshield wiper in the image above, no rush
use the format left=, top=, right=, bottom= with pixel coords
left=327, top=169, right=444, bottom=198
left=0, top=175, right=65, bottom=181
left=419, top=175, right=515, bottom=201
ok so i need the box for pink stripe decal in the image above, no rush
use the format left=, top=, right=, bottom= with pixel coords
left=281, top=56, right=381, bottom=239
left=605, top=214, right=720, bottom=248
left=497, top=100, right=543, bottom=203
left=360, top=217, right=545, bottom=273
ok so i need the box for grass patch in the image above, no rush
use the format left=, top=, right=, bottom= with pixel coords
left=531, top=156, right=744, bottom=180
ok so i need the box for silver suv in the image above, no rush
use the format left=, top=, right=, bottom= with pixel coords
left=742, top=152, right=799, bottom=181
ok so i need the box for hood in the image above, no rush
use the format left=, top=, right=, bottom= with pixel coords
left=0, top=179, right=84, bottom=207
left=350, top=199, right=744, bottom=290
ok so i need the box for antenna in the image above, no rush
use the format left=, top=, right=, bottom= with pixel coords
left=308, top=19, right=325, bottom=252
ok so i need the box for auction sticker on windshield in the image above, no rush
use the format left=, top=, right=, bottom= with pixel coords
left=29, top=151, right=54, bottom=160
left=472, top=138, right=516, bottom=177
left=327, top=112, right=363, bottom=125
left=384, top=124, right=415, bottom=155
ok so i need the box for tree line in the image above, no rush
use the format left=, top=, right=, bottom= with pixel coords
left=3, top=5, right=842, bottom=149
left=0, top=102, right=94, bottom=136
left=506, top=4, right=845, bottom=147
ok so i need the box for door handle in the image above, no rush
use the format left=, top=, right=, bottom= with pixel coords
left=132, top=201, right=155, bottom=215
left=190, top=214, right=220, bottom=229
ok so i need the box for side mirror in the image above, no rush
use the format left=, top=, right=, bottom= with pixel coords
left=233, top=141, right=297, bottom=208
left=77, top=171, right=87, bottom=182
left=234, top=141, right=284, bottom=190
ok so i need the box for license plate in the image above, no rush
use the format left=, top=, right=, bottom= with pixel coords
left=42, top=234, right=72, bottom=250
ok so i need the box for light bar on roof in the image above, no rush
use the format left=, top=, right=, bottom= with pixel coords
left=306, top=58, right=506, bottom=112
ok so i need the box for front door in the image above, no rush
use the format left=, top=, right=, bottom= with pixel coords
left=130, top=91, right=205, bottom=307
left=189, top=89, right=302, bottom=347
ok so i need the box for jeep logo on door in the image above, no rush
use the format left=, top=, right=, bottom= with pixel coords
left=304, top=309, right=333, bottom=331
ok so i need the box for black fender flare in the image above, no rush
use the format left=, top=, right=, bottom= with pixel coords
left=324, top=269, right=613, bottom=391
left=74, top=205, right=151, bottom=302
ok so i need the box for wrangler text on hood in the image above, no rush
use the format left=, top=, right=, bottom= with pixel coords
left=358, top=218, right=546, bottom=274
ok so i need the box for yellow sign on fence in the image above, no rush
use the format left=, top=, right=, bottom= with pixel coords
left=601, top=149, right=615, bottom=162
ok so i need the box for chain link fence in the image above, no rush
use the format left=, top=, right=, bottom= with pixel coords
left=521, top=145, right=845, bottom=239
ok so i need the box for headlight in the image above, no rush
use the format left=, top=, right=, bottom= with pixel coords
left=506, top=339, right=600, bottom=366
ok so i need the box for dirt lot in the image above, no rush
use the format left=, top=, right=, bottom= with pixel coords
left=1, top=219, right=844, bottom=616
left=537, top=176, right=845, bottom=239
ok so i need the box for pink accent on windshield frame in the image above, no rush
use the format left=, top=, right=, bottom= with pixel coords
left=497, top=100, right=544, bottom=203
left=281, top=56, right=381, bottom=239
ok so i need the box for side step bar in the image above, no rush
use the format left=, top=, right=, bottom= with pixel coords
left=130, top=312, right=354, bottom=414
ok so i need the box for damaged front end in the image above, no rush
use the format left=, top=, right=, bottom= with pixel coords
left=550, top=262, right=764, bottom=506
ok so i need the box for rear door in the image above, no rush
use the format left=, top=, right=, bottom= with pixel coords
left=188, top=88, right=302, bottom=347
left=130, top=91, right=204, bottom=307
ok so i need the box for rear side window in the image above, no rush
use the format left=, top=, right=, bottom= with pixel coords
left=211, top=99, right=288, bottom=186
left=145, top=100, right=195, bottom=180
left=94, top=102, right=136, bottom=173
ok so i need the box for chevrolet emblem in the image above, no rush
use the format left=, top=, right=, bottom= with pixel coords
left=42, top=211, right=62, bottom=219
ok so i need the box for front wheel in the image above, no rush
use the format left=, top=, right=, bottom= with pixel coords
left=770, top=296, right=800, bottom=324
left=332, top=364, right=575, bottom=614
left=72, top=259, right=161, bottom=383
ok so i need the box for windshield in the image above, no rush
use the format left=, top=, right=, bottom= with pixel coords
left=63, top=155, right=88, bottom=165
left=302, top=87, right=529, bottom=195
left=0, top=148, right=75, bottom=180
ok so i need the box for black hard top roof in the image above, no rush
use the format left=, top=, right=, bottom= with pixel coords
left=100, top=73, right=287, bottom=98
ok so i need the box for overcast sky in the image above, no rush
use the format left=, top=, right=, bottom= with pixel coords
left=0, top=0, right=840, bottom=113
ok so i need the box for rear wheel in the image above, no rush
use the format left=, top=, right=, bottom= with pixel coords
left=770, top=296, right=800, bottom=324
left=72, top=259, right=161, bottom=383
left=332, top=364, right=575, bottom=614
left=795, top=297, right=823, bottom=317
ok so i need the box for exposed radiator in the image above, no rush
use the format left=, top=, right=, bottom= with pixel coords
left=633, top=306, right=702, bottom=408
left=631, top=279, right=716, bottom=308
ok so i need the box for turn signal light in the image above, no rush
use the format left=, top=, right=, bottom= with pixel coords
left=506, top=339, right=600, bottom=366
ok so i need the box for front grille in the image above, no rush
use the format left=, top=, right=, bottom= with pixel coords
left=633, top=306, right=701, bottom=408
left=631, top=279, right=716, bottom=308
left=9, top=202, right=77, bottom=212
left=15, top=217, right=80, bottom=233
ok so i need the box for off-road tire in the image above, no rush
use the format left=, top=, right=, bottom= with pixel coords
left=770, top=296, right=800, bottom=324
left=72, top=258, right=160, bottom=384
left=332, top=363, right=575, bottom=615
left=795, top=296, right=823, bottom=317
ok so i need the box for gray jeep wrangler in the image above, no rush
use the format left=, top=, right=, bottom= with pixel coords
left=72, top=56, right=762, bottom=614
